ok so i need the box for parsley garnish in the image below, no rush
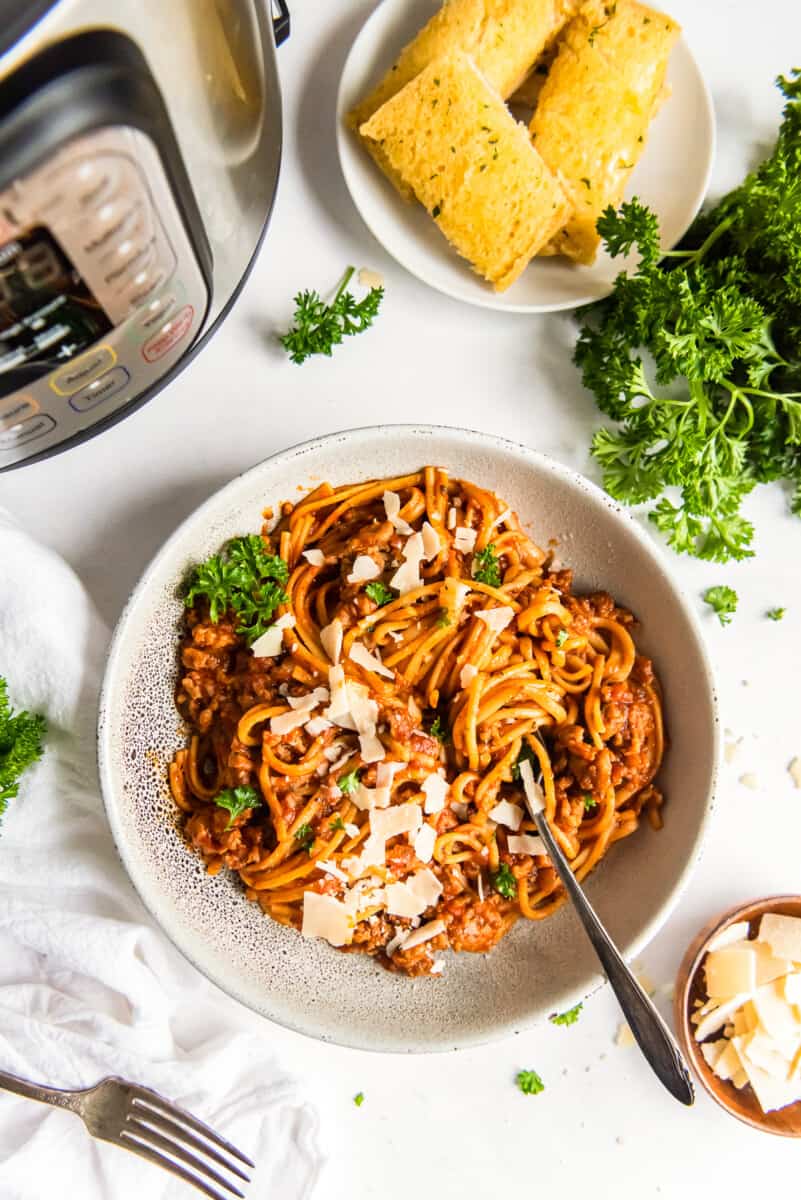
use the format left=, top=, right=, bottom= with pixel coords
left=516, top=1069, right=545, bottom=1095
left=0, top=677, right=46, bottom=826
left=279, top=266, right=383, bottom=365
left=582, top=792, right=597, bottom=811
left=353, top=1092, right=365, bottom=1107
left=338, top=770, right=361, bottom=794
left=429, top=714, right=450, bottom=743
left=492, top=863, right=517, bottom=899
left=703, top=585, right=738, bottom=626
left=184, top=534, right=288, bottom=644
left=472, top=543, right=501, bottom=587
left=550, top=1003, right=583, bottom=1026
left=214, top=785, right=261, bottom=829
left=294, top=823, right=315, bottom=853
left=435, top=608, right=451, bottom=629
left=766, top=606, right=786, bottom=621
left=575, top=71, right=801, bottom=564
left=555, top=629, right=569, bottom=648
left=329, top=816, right=345, bottom=832
left=511, top=741, right=537, bottom=783
left=365, top=580, right=393, bottom=606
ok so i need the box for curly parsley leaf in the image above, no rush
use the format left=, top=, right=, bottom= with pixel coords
left=185, top=534, right=289, bottom=644
left=511, top=740, right=537, bottom=783
left=492, top=863, right=517, bottom=899
left=279, top=267, right=383, bottom=365
left=353, top=1092, right=365, bottom=1107
left=0, top=678, right=46, bottom=825
left=294, top=823, right=315, bottom=853
left=549, top=1003, right=583, bottom=1026
left=516, top=1069, right=545, bottom=1095
left=429, top=713, right=450, bottom=744
left=582, top=793, right=597, bottom=811
left=364, top=581, right=393, bottom=607
left=575, top=72, right=801, bottom=563
left=214, top=785, right=261, bottom=829
left=766, top=606, right=786, bottom=621
left=472, top=543, right=501, bottom=587
left=555, top=628, right=569, bottom=648
left=703, top=585, right=738, bottom=626
left=338, top=770, right=362, bottom=795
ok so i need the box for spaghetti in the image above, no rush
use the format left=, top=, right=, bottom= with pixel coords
left=170, top=468, right=665, bottom=977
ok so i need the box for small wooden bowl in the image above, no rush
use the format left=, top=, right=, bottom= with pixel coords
left=675, top=895, right=801, bottom=1137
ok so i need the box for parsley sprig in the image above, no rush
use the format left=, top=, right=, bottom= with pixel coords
left=214, top=785, right=262, bottom=829
left=472, top=543, right=501, bottom=587
left=364, top=581, right=393, bottom=607
left=279, top=266, right=383, bottom=365
left=575, top=71, right=801, bottom=563
left=185, top=534, right=288, bottom=644
left=492, top=863, right=517, bottom=899
left=550, top=1003, right=583, bottom=1026
left=516, top=1069, right=545, bottom=1095
left=0, top=678, right=46, bottom=826
left=703, top=585, right=738, bottom=626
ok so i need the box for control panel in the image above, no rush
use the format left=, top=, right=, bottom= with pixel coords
left=0, top=125, right=209, bottom=467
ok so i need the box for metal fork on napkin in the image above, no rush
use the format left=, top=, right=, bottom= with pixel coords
left=0, top=1069, right=254, bottom=1198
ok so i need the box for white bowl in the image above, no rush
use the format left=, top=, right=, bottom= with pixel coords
left=336, top=0, right=716, bottom=313
left=98, top=426, right=719, bottom=1052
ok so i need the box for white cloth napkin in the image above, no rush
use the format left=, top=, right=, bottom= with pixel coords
left=0, top=511, right=322, bottom=1199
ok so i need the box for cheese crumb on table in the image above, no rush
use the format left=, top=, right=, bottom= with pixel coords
left=788, top=757, right=801, bottom=789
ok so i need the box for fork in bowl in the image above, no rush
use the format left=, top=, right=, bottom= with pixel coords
left=0, top=1069, right=254, bottom=1198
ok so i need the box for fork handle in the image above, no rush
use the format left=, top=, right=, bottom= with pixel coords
left=0, top=1068, right=85, bottom=1114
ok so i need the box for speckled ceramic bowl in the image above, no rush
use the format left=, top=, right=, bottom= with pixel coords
left=98, top=425, right=719, bottom=1052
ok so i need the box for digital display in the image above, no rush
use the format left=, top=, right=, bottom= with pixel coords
left=0, top=226, right=112, bottom=397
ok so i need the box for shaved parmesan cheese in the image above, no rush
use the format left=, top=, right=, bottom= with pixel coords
left=488, top=799, right=524, bottom=830
left=359, top=732, right=386, bottom=763
left=739, top=772, right=759, bottom=790
left=616, top=1023, right=635, bottom=1048
left=270, top=708, right=312, bottom=736
left=324, top=665, right=349, bottom=721
left=348, top=685, right=379, bottom=733
left=305, top=716, right=333, bottom=737
left=385, top=868, right=443, bottom=918
left=520, top=759, right=545, bottom=815
left=474, top=606, right=514, bottom=634
left=370, top=803, right=422, bottom=841
left=713, top=1039, right=743, bottom=1081
left=789, top=757, right=801, bottom=789
left=352, top=783, right=391, bottom=811
left=390, top=531, right=425, bottom=595
left=431, top=959, right=445, bottom=975
left=447, top=506, right=457, bottom=530
left=753, top=980, right=801, bottom=1044
left=708, top=920, right=752, bottom=953
left=507, top=833, right=546, bottom=857
left=376, top=761, right=404, bottom=789
left=301, top=892, right=352, bottom=946
left=358, top=266, right=383, bottom=289
left=347, top=555, right=381, bottom=583
left=343, top=822, right=359, bottom=838
left=320, top=619, right=343, bottom=665
left=700, top=1039, right=727, bottom=1070
left=442, top=577, right=470, bottom=613
left=350, top=641, right=394, bottom=679
left=302, top=548, right=325, bottom=566
left=706, top=944, right=757, bottom=998
left=398, top=918, right=447, bottom=952
left=731, top=1036, right=801, bottom=1112
left=460, top=663, right=478, bottom=689
left=476, top=871, right=485, bottom=901
left=783, top=973, right=801, bottom=1005
left=693, top=993, right=752, bottom=1043
left=421, top=521, right=441, bottom=560
left=413, top=822, right=437, bottom=863
left=383, top=490, right=414, bottom=536
left=250, top=611, right=295, bottom=658
left=287, top=687, right=329, bottom=711
left=758, top=913, right=801, bottom=963
left=453, top=527, right=476, bottom=554
left=754, top=942, right=792, bottom=987
left=385, top=927, right=406, bottom=956
left=422, top=773, right=450, bottom=814
left=488, top=507, right=511, bottom=533
left=317, top=859, right=349, bottom=883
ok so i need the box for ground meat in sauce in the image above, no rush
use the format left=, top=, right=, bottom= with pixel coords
left=441, top=894, right=512, bottom=954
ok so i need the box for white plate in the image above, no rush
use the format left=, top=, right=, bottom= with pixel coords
left=98, top=426, right=718, bottom=1052
left=336, top=0, right=716, bottom=312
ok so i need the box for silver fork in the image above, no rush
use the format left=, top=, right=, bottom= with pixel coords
left=0, top=1069, right=254, bottom=1198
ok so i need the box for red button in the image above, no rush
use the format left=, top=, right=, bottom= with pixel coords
left=141, top=304, right=194, bottom=363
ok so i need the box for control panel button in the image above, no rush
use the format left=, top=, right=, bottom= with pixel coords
left=0, top=393, right=39, bottom=432
left=69, top=366, right=130, bottom=413
left=125, top=268, right=169, bottom=314
left=142, top=304, right=194, bottom=363
left=0, top=413, right=55, bottom=449
left=50, top=345, right=116, bottom=395
left=136, top=291, right=177, bottom=332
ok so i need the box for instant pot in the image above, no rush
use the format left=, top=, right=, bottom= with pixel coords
left=0, top=0, right=288, bottom=471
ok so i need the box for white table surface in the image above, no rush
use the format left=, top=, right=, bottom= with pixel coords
left=4, top=1, right=801, bottom=1195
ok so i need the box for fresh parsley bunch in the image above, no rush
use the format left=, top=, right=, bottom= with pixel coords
left=279, top=266, right=383, bottom=365
left=0, top=677, right=46, bottom=824
left=185, top=534, right=289, bottom=644
left=575, top=70, right=801, bottom=563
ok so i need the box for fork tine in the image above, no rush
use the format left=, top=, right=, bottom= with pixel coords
left=129, top=1101, right=249, bottom=1182
left=119, top=1131, right=230, bottom=1200
left=130, top=1086, right=255, bottom=1168
left=123, top=1121, right=246, bottom=1198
